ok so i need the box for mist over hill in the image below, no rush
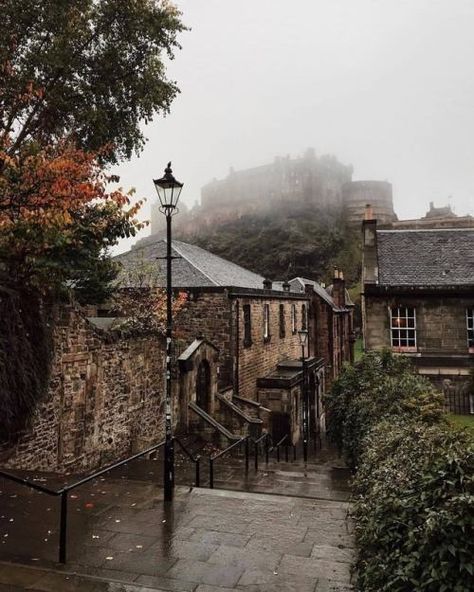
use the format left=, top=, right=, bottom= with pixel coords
left=177, top=203, right=362, bottom=288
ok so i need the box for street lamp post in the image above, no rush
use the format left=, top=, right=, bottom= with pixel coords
left=298, top=329, right=309, bottom=465
left=153, top=162, right=184, bottom=502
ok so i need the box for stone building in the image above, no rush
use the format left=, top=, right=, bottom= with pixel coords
left=387, top=201, right=474, bottom=230
left=1, top=240, right=354, bottom=473
left=362, top=215, right=474, bottom=413
left=148, top=149, right=396, bottom=236
left=117, top=239, right=354, bottom=445
left=289, top=274, right=355, bottom=387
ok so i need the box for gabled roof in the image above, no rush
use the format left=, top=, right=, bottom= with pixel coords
left=289, top=277, right=345, bottom=311
left=377, top=228, right=474, bottom=286
left=115, top=239, right=266, bottom=289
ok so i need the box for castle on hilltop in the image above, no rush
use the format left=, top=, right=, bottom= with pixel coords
left=149, top=149, right=397, bottom=235
left=148, top=149, right=473, bottom=239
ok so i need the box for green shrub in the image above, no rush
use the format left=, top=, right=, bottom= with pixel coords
left=326, top=351, right=474, bottom=591
left=326, top=350, right=445, bottom=469
left=353, top=421, right=474, bottom=592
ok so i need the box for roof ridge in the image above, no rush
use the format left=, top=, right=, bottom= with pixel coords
left=378, top=228, right=474, bottom=234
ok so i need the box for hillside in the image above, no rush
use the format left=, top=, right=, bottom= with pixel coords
left=178, top=203, right=362, bottom=287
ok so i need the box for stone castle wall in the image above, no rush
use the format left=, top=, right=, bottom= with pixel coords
left=1, top=307, right=166, bottom=473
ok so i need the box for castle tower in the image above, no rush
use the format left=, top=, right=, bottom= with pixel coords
left=342, top=180, right=397, bottom=224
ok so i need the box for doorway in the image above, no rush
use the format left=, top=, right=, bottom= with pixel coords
left=196, top=360, right=211, bottom=413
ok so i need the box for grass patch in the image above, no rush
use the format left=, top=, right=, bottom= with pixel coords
left=449, top=413, right=474, bottom=436
left=354, top=337, right=364, bottom=361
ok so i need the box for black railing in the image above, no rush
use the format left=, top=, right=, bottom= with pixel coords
left=209, top=436, right=249, bottom=488
left=174, top=436, right=201, bottom=487
left=0, top=439, right=168, bottom=564
left=272, top=434, right=290, bottom=462
left=253, top=432, right=272, bottom=471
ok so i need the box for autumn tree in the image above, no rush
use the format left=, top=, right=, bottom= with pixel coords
left=0, top=0, right=186, bottom=162
left=0, top=1, right=186, bottom=443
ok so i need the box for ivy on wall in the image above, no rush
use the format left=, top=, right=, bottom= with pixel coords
left=0, top=287, right=53, bottom=444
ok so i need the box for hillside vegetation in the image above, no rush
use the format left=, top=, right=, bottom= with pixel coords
left=180, top=204, right=362, bottom=287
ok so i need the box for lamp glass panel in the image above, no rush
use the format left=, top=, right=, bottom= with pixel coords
left=298, top=330, right=308, bottom=346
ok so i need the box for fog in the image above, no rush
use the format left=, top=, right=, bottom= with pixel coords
left=115, top=0, right=474, bottom=254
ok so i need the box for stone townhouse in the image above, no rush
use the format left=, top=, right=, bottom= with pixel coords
left=289, top=274, right=355, bottom=387
left=362, top=217, right=474, bottom=413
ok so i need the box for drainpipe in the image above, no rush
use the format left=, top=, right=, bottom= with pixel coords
left=234, top=299, right=240, bottom=397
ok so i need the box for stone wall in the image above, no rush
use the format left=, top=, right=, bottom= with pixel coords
left=236, top=297, right=306, bottom=401
left=1, top=307, right=166, bottom=473
left=174, top=291, right=233, bottom=389
left=364, top=294, right=474, bottom=355
left=174, top=290, right=309, bottom=402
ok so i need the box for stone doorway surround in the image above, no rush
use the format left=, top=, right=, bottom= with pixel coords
left=178, top=339, right=219, bottom=431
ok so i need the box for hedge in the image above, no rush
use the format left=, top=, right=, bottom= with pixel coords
left=326, top=351, right=474, bottom=592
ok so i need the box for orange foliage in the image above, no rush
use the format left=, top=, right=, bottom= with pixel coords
left=0, top=137, right=143, bottom=230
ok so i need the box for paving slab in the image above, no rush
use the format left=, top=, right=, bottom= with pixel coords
left=0, top=447, right=354, bottom=591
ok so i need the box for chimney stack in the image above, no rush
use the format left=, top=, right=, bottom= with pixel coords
left=332, top=268, right=346, bottom=308
left=364, top=203, right=375, bottom=221
left=263, top=278, right=272, bottom=290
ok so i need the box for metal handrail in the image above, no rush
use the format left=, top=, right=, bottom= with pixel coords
left=0, top=470, right=59, bottom=496
left=272, top=434, right=290, bottom=462
left=0, top=439, right=165, bottom=564
left=173, top=436, right=200, bottom=488
left=253, top=432, right=272, bottom=470
left=209, top=436, right=249, bottom=488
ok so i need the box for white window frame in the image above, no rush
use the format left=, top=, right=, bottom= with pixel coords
left=467, top=308, right=474, bottom=352
left=389, top=306, right=417, bottom=352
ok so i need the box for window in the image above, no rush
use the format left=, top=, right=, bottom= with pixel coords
left=263, top=304, right=270, bottom=341
left=279, top=304, right=286, bottom=338
left=301, top=304, right=307, bottom=330
left=291, top=304, right=297, bottom=334
left=390, top=306, right=416, bottom=350
left=467, top=309, right=474, bottom=352
left=243, top=304, right=252, bottom=347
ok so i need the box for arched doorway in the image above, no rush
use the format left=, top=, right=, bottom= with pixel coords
left=196, top=360, right=211, bottom=413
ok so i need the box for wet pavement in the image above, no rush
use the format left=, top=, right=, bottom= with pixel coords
left=0, top=449, right=354, bottom=591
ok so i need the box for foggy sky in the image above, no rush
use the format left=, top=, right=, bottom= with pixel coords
left=115, top=0, right=474, bottom=254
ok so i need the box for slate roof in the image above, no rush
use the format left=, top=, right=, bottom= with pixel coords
left=289, top=277, right=346, bottom=311
left=377, top=229, right=474, bottom=286
left=115, top=239, right=266, bottom=289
